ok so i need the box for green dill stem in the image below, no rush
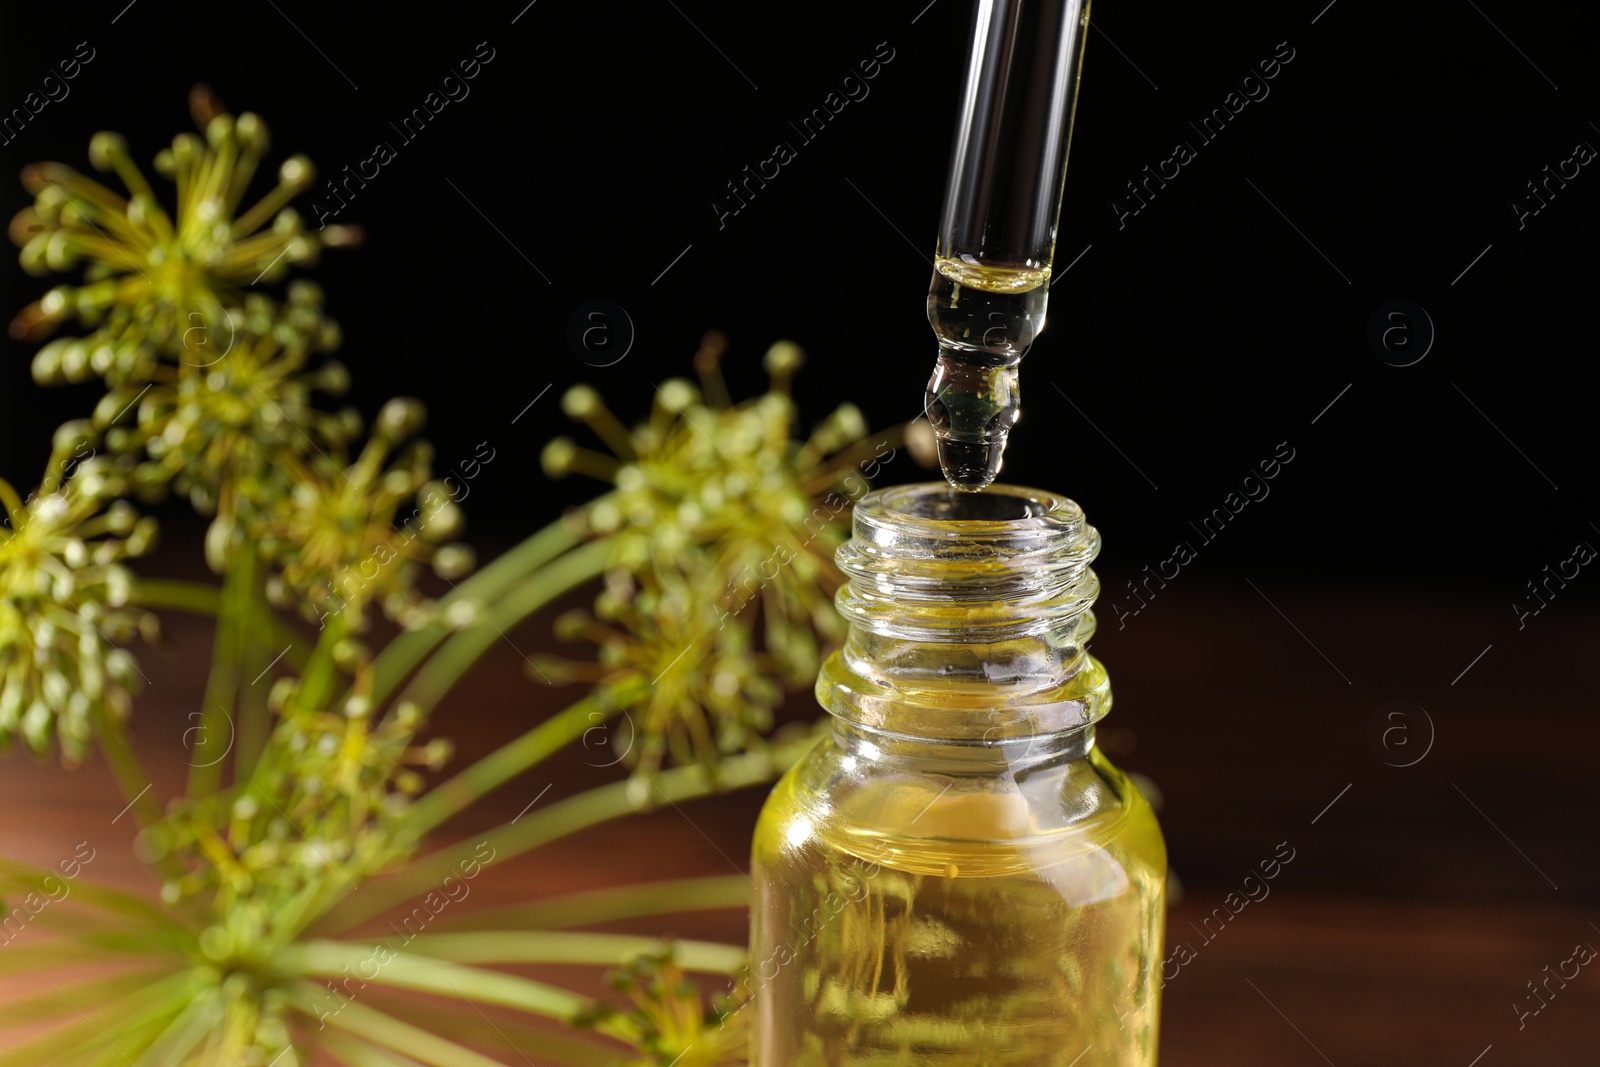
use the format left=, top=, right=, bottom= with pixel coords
left=0, top=969, right=195, bottom=1067
left=318, top=1011, right=617, bottom=1067
left=315, top=1032, right=422, bottom=1067
left=0, top=897, right=185, bottom=947
left=138, top=986, right=222, bottom=1064
left=385, top=930, right=746, bottom=973
left=426, top=874, right=750, bottom=932
left=113, top=974, right=212, bottom=1060
left=232, top=574, right=275, bottom=779
left=188, top=550, right=256, bottom=797
left=391, top=538, right=613, bottom=718
left=399, top=697, right=609, bottom=839
left=316, top=1031, right=504, bottom=1067
left=232, top=609, right=352, bottom=818
left=95, top=716, right=186, bottom=884
left=313, top=736, right=814, bottom=936
left=96, top=716, right=162, bottom=827
left=366, top=510, right=596, bottom=711
left=0, top=968, right=170, bottom=1033
left=290, top=943, right=585, bottom=1017
left=298, top=610, right=349, bottom=714
left=299, top=992, right=530, bottom=1067
left=132, top=578, right=221, bottom=614
left=134, top=577, right=309, bottom=675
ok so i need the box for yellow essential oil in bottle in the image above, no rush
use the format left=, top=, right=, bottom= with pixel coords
left=750, top=483, right=1166, bottom=1065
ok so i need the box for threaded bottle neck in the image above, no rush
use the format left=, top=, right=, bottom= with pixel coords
left=818, top=482, right=1109, bottom=741
left=836, top=482, right=1099, bottom=640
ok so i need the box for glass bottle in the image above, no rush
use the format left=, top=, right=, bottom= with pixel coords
left=749, top=482, right=1166, bottom=1065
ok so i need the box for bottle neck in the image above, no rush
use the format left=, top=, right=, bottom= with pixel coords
left=828, top=714, right=1099, bottom=775
left=816, top=482, right=1109, bottom=745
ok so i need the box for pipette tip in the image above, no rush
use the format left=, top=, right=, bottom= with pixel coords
left=924, top=347, right=1019, bottom=494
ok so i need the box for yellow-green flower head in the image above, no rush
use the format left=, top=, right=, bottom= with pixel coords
left=103, top=283, right=350, bottom=520
left=254, top=398, right=475, bottom=630
left=540, top=570, right=781, bottom=779
left=544, top=335, right=888, bottom=683
left=0, top=467, right=155, bottom=762
left=7, top=85, right=359, bottom=379
left=575, top=947, right=750, bottom=1067
left=152, top=696, right=444, bottom=906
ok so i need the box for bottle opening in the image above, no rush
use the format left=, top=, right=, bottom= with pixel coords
left=891, top=484, right=1048, bottom=522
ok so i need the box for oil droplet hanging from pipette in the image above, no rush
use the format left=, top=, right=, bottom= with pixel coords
left=924, top=350, right=1018, bottom=492
left=924, top=258, right=1049, bottom=490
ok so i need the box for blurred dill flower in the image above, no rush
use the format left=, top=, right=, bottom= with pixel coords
left=0, top=457, right=156, bottom=762
left=98, top=283, right=351, bottom=519
left=543, top=334, right=892, bottom=682
left=7, top=84, right=358, bottom=373
left=254, top=398, right=475, bottom=630
left=153, top=696, right=447, bottom=904
left=538, top=570, right=781, bottom=779
left=576, top=948, right=750, bottom=1067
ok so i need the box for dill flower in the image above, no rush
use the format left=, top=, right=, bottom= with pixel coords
left=103, top=283, right=350, bottom=520
left=539, top=570, right=781, bottom=778
left=254, top=398, right=475, bottom=630
left=544, top=334, right=890, bottom=682
left=7, top=85, right=358, bottom=375
left=154, top=696, right=447, bottom=904
left=135, top=696, right=451, bottom=1064
left=0, top=457, right=156, bottom=762
left=576, top=948, right=750, bottom=1067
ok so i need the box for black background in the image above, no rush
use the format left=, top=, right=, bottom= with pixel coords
left=2, top=0, right=1595, bottom=592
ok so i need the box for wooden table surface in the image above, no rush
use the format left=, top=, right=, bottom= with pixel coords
left=2, top=572, right=1595, bottom=1065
